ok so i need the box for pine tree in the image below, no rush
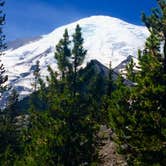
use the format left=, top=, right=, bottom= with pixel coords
left=15, top=26, right=101, bottom=165
left=17, top=110, right=64, bottom=166
left=55, top=29, right=71, bottom=80
left=30, top=60, right=47, bottom=111
left=32, top=60, right=40, bottom=91
left=0, top=0, right=7, bottom=100
left=72, top=24, right=87, bottom=96
left=131, top=30, right=166, bottom=166
left=142, top=0, right=166, bottom=73
left=6, top=89, right=19, bottom=120
left=0, top=2, right=20, bottom=164
left=107, top=61, right=115, bottom=96
left=0, top=89, right=21, bottom=165
left=126, top=57, right=136, bottom=82
left=108, top=1, right=166, bottom=165
left=43, top=27, right=100, bottom=165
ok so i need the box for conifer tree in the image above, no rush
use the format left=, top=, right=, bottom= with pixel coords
left=0, top=2, right=18, bottom=164
left=0, top=89, right=21, bottom=165
left=142, top=0, right=166, bottom=73
left=6, top=89, right=19, bottom=120
left=55, top=29, right=71, bottom=80
left=15, top=26, right=101, bottom=166
left=72, top=24, right=87, bottom=96
left=32, top=60, right=40, bottom=91
left=126, top=57, right=136, bottom=82
left=0, top=0, right=7, bottom=100
left=43, top=27, right=100, bottom=165
left=30, top=60, right=47, bottom=111
left=107, top=61, right=115, bottom=96
left=108, top=1, right=166, bottom=165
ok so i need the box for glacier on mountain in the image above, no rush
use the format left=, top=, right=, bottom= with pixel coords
left=1, top=15, right=149, bottom=97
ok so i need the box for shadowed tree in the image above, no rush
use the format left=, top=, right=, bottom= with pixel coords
left=108, top=1, right=166, bottom=165
left=72, top=25, right=87, bottom=97
left=0, top=0, right=7, bottom=100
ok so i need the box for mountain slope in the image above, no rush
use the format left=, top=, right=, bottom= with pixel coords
left=1, top=15, right=149, bottom=96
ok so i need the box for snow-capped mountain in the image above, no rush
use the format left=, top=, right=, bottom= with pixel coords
left=1, top=15, right=149, bottom=97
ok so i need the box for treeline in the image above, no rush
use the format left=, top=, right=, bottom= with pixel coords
left=0, top=0, right=166, bottom=165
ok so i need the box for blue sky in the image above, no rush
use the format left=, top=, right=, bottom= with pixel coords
left=4, top=0, right=157, bottom=41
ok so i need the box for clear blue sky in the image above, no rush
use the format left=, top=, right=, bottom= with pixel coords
left=4, top=0, right=158, bottom=41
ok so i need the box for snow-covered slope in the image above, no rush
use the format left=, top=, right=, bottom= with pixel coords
left=1, top=15, right=149, bottom=96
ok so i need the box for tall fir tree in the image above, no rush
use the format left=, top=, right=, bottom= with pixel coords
left=72, top=24, right=87, bottom=96
left=6, top=89, right=19, bottom=120
left=32, top=60, right=40, bottom=92
left=126, top=57, right=136, bottom=82
left=142, top=0, right=166, bottom=73
left=108, top=1, right=166, bottom=165
left=107, top=61, right=115, bottom=96
left=0, top=0, right=7, bottom=100
left=55, top=29, right=71, bottom=80
left=0, top=2, right=22, bottom=162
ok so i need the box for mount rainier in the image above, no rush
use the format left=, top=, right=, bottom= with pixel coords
left=1, top=15, right=149, bottom=97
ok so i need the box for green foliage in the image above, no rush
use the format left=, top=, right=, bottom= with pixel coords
left=0, top=0, right=7, bottom=98
left=107, top=62, right=115, bottom=96
left=108, top=1, right=166, bottom=165
left=78, top=60, right=108, bottom=100
left=10, top=26, right=103, bottom=165
left=0, top=2, right=22, bottom=165
left=142, top=0, right=166, bottom=73
left=55, top=29, right=71, bottom=80
left=17, top=111, right=64, bottom=166
left=0, top=98, right=22, bottom=166
left=32, top=60, right=41, bottom=91
left=72, top=24, right=87, bottom=96
left=72, top=25, right=87, bottom=70
left=5, top=89, right=19, bottom=119
left=126, top=57, right=136, bottom=82
left=4, top=2, right=166, bottom=165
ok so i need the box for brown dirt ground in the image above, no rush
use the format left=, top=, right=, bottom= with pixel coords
left=98, top=126, right=127, bottom=166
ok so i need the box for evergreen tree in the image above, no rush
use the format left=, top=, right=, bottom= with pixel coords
left=18, top=26, right=101, bottom=165
left=17, top=110, right=64, bottom=166
left=0, top=2, right=21, bottom=165
left=0, top=92, right=21, bottom=165
left=107, top=61, right=115, bottom=96
left=6, top=89, right=19, bottom=120
left=142, top=0, right=166, bottom=73
left=30, top=60, right=48, bottom=111
left=126, top=57, right=136, bottom=82
left=55, top=29, right=71, bottom=80
left=0, top=0, right=7, bottom=100
left=72, top=24, right=87, bottom=96
left=32, top=60, right=40, bottom=91
left=108, top=1, right=166, bottom=165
